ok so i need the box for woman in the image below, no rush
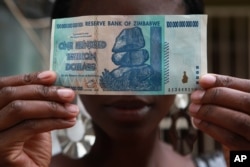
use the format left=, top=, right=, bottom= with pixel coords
left=51, top=0, right=203, bottom=166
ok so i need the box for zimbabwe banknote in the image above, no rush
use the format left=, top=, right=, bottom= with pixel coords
left=50, top=15, right=207, bottom=95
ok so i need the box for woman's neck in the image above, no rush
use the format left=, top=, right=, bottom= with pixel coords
left=83, top=126, right=163, bottom=167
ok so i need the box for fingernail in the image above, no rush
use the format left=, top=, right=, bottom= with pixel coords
left=57, top=89, right=74, bottom=98
left=193, top=118, right=202, bottom=125
left=67, top=117, right=77, bottom=122
left=38, top=71, right=54, bottom=80
left=191, top=117, right=201, bottom=129
left=189, top=103, right=201, bottom=113
left=191, top=117, right=198, bottom=129
left=191, top=90, right=205, bottom=102
left=201, top=74, right=216, bottom=85
left=65, top=104, right=79, bottom=113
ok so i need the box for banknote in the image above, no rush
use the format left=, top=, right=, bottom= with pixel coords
left=50, top=15, right=207, bottom=95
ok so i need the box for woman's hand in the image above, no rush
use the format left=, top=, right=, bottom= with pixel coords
left=189, top=74, right=250, bottom=150
left=0, top=71, right=79, bottom=167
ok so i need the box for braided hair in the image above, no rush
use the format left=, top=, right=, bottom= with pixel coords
left=51, top=0, right=204, bottom=19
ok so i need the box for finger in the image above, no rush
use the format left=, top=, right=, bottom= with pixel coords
left=0, top=85, right=75, bottom=108
left=0, top=118, right=76, bottom=144
left=200, top=74, right=250, bottom=92
left=0, top=71, right=56, bottom=88
left=190, top=88, right=250, bottom=115
left=0, top=101, right=79, bottom=131
left=192, top=118, right=250, bottom=150
left=189, top=103, right=250, bottom=141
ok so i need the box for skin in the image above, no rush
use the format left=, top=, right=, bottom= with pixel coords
left=0, top=1, right=249, bottom=167
left=0, top=71, right=79, bottom=167
left=190, top=74, right=250, bottom=150
left=189, top=74, right=250, bottom=165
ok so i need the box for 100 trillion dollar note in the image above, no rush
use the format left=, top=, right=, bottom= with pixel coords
left=50, top=15, right=207, bottom=95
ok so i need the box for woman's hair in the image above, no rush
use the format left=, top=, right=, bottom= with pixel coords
left=51, top=0, right=70, bottom=19
left=51, top=0, right=204, bottom=19
left=184, top=0, right=204, bottom=14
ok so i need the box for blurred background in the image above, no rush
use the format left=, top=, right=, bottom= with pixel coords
left=206, top=0, right=250, bottom=79
left=0, top=0, right=249, bottom=163
left=0, top=0, right=54, bottom=76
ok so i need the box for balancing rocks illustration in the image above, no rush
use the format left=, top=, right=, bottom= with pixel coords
left=100, top=27, right=161, bottom=91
